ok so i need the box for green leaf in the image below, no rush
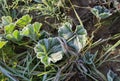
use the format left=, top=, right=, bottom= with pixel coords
left=33, top=22, right=42, bottom=34
left=74, top=25, right=87, bottom=52
left=40, top=56, right=51, bottom=66
left=83, top=52, right=94, bottom=64
left=75, top=25, right=87, bottom=35
left=0, top=41, right=7, bottom=49
left=16, top=14, right=32, bottom=27
left=6, top=30, right=22, bottom=42
left=6, top=34, right=13, bottom=41
left=99, top=13, right=111, bottom=19
left=91, top=8, right=99, bottom=17
left=13, top=30, right=22, bottom=41
left=21, top=24, right=36, bottom=41
left=2, top=16, right=12, bottom=26
left=21, top=22, right=42, bottom=41
left=68, top=36, right=83, bottom=52
left=4, top=23, right=15, bottom=34
left=107, top=70, right=117, bottom=81
left=34, top=37, right=63, bottom=66
left=91, top=6, right=111, bottom=19
left=21, top=25, right=30, bottom=36
left=58, top=22, right=73, bottom=40
left=58, top=22, right=87, bottom=53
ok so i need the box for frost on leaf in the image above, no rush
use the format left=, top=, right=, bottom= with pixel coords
left=91, top=6, right=112, bottom=19
left=58, top=22, right=87, bottom=53
left=34, top=37, right=63, bottom=66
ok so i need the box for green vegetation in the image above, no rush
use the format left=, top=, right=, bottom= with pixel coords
left=0, top=0, right=120, bottom=81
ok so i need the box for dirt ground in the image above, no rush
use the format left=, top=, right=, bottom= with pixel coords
left=67, top=0, right=120, bottom=81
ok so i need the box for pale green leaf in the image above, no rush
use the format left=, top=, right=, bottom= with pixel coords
left=75, top=25, right=87, bottom=35
left=40, top=56, right=51, bottom=66
left=0, top=41, right=7, bottom=49
left=21, top=24, right=36, bottom=41
left=58, top=22, right=87, bottom=53
left=99, top=13, right=112, bottom=19
left=91, top=6, right=111, bottom=19
left=21, top=22, right=42, bottom=41
left=6, top=34, right=13, bottom=40
left=2, top=16, right=12, bottom=26
left=6, top=30, right=22, bottom=42
left=33, top=22, right=42, bottom=34
left=34, top=37, right=63, bottom=66
left=16, top=14, right=32, bottom=27
left=13, top=30, right=22, bottom=41
left=91, top=8, right=99, bottom=17
left=21, top=25, right=31, bottom=36
left=68, top=36, right=83, bottom=52
left=4, top=23, right=15, bottom=34
left=58, top=22, right=73, bottom=40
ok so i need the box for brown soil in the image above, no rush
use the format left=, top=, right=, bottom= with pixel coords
left=66, top=0, right=120, bottom=81
left=29, top=0, right=120, bottom=80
